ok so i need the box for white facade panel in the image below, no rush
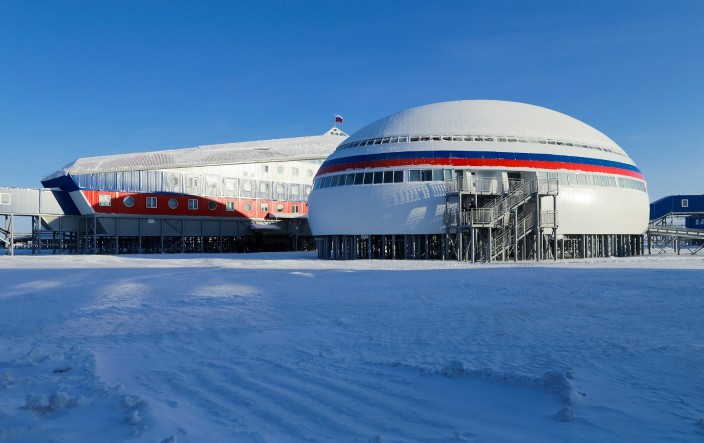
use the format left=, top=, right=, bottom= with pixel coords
left=309, top=183, right=448, bottom=235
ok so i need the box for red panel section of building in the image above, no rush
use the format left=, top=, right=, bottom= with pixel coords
left=82, top=191, right=308, bottom=218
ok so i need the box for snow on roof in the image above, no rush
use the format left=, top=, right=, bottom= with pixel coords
left=348, top=100, right=622, bottom=151
left=44, top=127, right=348, bottom=179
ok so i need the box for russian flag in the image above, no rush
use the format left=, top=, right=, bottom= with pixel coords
left=335, top=114, right=343, bottom=124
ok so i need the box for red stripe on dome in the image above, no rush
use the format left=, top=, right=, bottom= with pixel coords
left=317, top=158, right=644, bottom=180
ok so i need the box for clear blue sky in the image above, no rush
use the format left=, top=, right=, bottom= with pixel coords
left=1, top=0, right=702, bottom=200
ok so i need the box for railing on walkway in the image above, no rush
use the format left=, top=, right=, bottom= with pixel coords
left=491, top=211, right=536, bottom=260
left=647, top=225, right=704, bottom=239
left=540, top=210, right=559, bottom=227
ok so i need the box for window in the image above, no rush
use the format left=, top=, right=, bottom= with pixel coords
left=226, top=201, right=235, bottom=212
left=276, top=204, right=284, bottom=213
left=393, top=171, right=404, bottom=183
left=354, top=173, right=364, bottom=185
left=433, top=169, right=444, bottom=181
left=261, top=203, right=269, bottom=212
left=208, top=201, right=217, bottom=210
left=244, top=202, right=252, bottom=212
left=105, top=173, right=118, bottom=190
left=363, top=172, right=373, bottom=184
left=188, top=199, right=198, bottom=210
left=0, top=193, right=10, bottom=205
left=373, top=171, right=383, bottom=184
left=243, top=180, right=253, bottom=192
left=123, top=196, right=135, bottom=207
left=291, top=167, right=299, bottom=176
left=225, top=179, right=237, bottom=191
left=409, top=170, right=421, bottom=182
left=421, top=170, right=433, bottom=182
left=168, top=198, right=178, bottom=209
left=277, top=165, right=284, bottom=174
left=187, top=177, right=199, bottom=188
left=168, top=175, right=179, bottom=186
left=306, top=169, right=314, bottom=177
left=99, top=194, right=111, bottom=207
left=260, top=182, right=270, bottom=193
left=262, top=165, right=269, bottom=173
left=291, top=184, right=300, bottom=195
left=383, top=171, right=394, bottom=183
left=292, top=205, right=299, bottom=213
left=682, top=199, right=689, bottom=208
left=276, top=184, right=285, bottom=194
left=345, top=173, right=355, bottom=185
left=146, top=197, right=157, bottom=208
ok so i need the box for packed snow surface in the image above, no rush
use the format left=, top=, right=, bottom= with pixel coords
left=1, top=253, right=703, bottom=442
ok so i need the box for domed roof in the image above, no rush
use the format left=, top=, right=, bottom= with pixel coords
left=347, top=100, right=621, bottom=150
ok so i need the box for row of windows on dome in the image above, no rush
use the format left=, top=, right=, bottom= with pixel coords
left=314, top=168, right=647, bottom=193
left=537, top=170, right=647, bottom=192
left=313, top=169, right=454, bottom=189
left=335, top=134, right=626, bottom=157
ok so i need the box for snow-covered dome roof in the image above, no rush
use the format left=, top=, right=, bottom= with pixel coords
left=347, top=100, right=621, bottom=151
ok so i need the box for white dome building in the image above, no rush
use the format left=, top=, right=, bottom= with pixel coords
left=308, top=100, right=649, bottom=261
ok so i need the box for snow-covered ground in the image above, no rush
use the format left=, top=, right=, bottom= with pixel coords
left=1, top=252, right=703, bottom=442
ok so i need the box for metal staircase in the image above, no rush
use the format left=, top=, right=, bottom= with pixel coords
left=445, top=176, right=559, bottom=261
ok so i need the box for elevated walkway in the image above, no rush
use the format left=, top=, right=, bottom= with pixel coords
left=647, top=216, right=704, bottom=256
left=648, top=225, right=704, bottom=239
left=647, top=195, right=704, bottom=255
